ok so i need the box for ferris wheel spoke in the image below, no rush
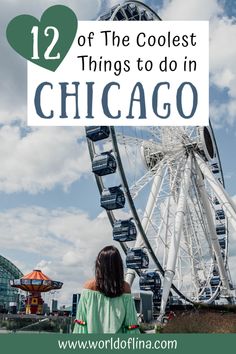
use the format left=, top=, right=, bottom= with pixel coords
left=116, top=132, right=184, bottom=156
left=114, top=7, right=130, bottom=20
left=150, top=127, right=185, bottom=147
left=184, top=203, right=210, bottom=282
left=138, top=153, right=183, bottom=240
left=127, top=146, right=183, bottom=201
left=194, top=157, right=231, bottom=294
left=188, top=199, right=214, bottom=261
left=182, top=219, right=213, bottom=301
left=186, top=127, right=198, bottom=140
left=141, top=193, right=175, bottom=269
left=153, top=195, right=172, bottom=266
left=141, top=154, right=187, bottom=266
left=195, top=153, right=236, bottom=229
left=187, top=178, right=214, bottom=259
left=182, top=218, right=202, bottom=295
left=159, top=155, right=192, bottom=319
left=141, top=165, right=166, bottom=234
left=116, top=132, right=158, bottom=147
left=130, top=161, right=165, bottom=199
left=175, top=204, right=208, bottom=297
left=130, top=165, right=167, bottom=255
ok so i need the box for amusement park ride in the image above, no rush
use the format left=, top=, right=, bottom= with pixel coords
left=10, top=270, right=63, bottom=315
left=86, top=1, right=236, bottom=321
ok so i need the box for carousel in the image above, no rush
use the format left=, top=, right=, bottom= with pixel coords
left=10, top=269, right=63, bottom=315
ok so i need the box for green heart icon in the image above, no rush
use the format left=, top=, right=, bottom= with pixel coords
left=6, top=5, right=78, bottom=72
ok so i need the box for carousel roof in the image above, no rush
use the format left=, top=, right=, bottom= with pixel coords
left=23, top=269, right=51, bottom=281
left=10, top=269, right=63, bottom=293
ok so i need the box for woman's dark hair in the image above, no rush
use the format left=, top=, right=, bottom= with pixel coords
left=95, top=246, right=124, bottom=298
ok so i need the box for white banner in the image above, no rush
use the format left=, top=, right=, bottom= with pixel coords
left=28, top=21, right=209, bottom=126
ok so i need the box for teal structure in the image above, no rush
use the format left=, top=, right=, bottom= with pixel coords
left=0, top=255, right=23, bottom=311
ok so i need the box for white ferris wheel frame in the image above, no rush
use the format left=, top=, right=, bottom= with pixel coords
left=90, top=1, right=236, bottom=319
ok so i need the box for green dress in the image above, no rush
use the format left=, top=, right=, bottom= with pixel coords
left=73, top=289, right=140, bottom=334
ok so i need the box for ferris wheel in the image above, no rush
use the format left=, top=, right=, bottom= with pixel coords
left=85, top=1, right=236, bottom=319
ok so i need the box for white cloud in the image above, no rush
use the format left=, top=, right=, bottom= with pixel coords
left=0, top=206, right=119, bottom=305
left=210, top=17, right=236, bottom=87
left=106, top=0, right=120, bottom=8
left=0, top=125, right=90, bottom=193
left=62, top=251, right=81, bottom=267
left=210, top=99, right=236, bottom=127
left=0, top=0, right=103, bottom=122
left=160, top=0, right=222, bottom=20
left=159, top=1, right=236, bottom=126
left=3, top=0, right=102, bottom=21
left=209, top=17, right=236, bottom=125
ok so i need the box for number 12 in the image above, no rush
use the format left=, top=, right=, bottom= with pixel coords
left=31, top=26, right=61, bottom=60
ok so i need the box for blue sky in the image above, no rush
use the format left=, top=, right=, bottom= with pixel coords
left=0, top=0, right=236, bottom=305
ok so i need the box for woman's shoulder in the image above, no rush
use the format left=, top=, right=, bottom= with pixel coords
left=83, top=278, right=97, bottom=291
left=83, top=279, right=131, bottom=294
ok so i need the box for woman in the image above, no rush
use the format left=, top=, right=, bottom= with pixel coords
left=73, top=245, right=140, bottom=334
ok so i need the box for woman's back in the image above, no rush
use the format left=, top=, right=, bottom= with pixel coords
left=73, top=288, right=139, bottom=334
left=73, top=246, right=139, bottom=334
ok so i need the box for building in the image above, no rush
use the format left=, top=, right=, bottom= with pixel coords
left=0, top=255, right=23, bottom=312
left=59, top=305, right=72, bottom=316
left=51, top=299, right=58, bottom=313
left=43, top=302, right=50, bottom=315
left=72, top=293, right=81, bottom=317
left=133, top=292, right=153, bottom=323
